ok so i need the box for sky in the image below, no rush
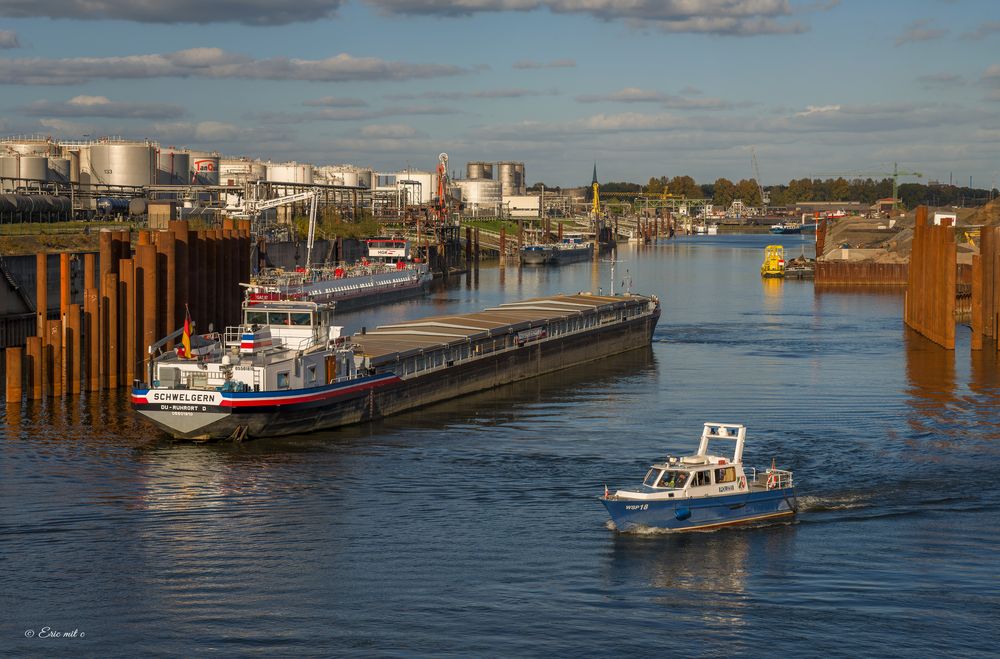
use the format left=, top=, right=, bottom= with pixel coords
left=0, top=0, right=998, bottom=189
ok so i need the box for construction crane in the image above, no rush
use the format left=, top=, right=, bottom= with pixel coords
left=751, top=147, right=769, bottom=208
left=813, top=162, right=922, bottom=213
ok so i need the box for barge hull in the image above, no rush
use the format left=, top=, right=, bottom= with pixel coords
left=134, top=310, right=658, bottom=441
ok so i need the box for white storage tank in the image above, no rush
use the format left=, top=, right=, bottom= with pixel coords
left=20, top=156, right=49, bottom=182
left=466, top=161, right=493, bottom=180
left=514, top=162, right=526, bottom=195
left=266, top=162, right=313, bottom=184
left=48, top=157, right=71, bottom=183
left=1, top=137, right=59, bottom=157
left=454, top=179, right=501, bottom=213
left=394, top=169, right=438, bottom=204
left=60, top=146, right=83, bottom=184
left=0, top=156, right=16, bottom=191
left=88, top=141, right=157, bottom=187
left=187, top=151, right=220, bottom=185
left=220, top=158, right=266, bottom=185
left=497, top=161, right=524, bottom=198
left=158, top=150, right=191, bottom=185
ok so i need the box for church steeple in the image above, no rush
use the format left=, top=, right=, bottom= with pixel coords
left=592, top=162, right=598, bottom=185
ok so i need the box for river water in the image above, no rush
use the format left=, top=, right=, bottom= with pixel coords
left=3, top=235, right=999, bottom=656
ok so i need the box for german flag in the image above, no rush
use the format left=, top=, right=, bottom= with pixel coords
left=181, top=305, right=192, bottom=359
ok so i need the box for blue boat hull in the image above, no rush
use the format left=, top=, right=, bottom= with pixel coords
left=602, top=488, right=796, bottom=532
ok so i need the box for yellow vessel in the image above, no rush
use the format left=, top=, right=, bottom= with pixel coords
left=761, top=245, right=786, bottom=278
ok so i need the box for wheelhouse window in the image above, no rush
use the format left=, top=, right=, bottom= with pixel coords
left=715, top=467, right=736, bottom=483
left=657, top=470, right=689, bottom=489
left=694, top=470, right=712, bottom=487
left=643, top=469, right=662, bottom=487
left=245, top=310, right=267, bottom=325
left=268, top=312, right=290, bottom=325
left=290, top=312, right=312, bottom=326
left=277, top=371, right=290, bottom=389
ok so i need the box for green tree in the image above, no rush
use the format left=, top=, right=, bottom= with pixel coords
left=712, top=178, right=737, bottom=207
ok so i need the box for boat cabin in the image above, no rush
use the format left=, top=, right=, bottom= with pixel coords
left=615, top=423, right=751, bottom=500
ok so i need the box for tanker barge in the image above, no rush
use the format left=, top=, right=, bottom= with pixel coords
left=132, top=292, right=660, bottom=441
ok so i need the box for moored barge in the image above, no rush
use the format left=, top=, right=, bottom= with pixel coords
left=132, top=292, right=660, bottom=441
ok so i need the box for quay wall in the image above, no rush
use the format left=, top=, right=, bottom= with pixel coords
left=3, top=221, right=252, bottom=402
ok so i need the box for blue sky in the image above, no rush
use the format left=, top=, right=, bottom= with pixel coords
left=1, top=0, right=998, bottom=188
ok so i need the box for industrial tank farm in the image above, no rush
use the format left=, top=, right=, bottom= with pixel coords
left=0, top=132, right=540, bottom=226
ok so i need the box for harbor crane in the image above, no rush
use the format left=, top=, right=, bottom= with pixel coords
left=236, top=189, right=320, bottom=269
left=813, top=162, right=922, bottom=212
left=751, top=147, right=769, bottom=207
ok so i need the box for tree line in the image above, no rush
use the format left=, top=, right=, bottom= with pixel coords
left=530, top=176, right=997, bottom=209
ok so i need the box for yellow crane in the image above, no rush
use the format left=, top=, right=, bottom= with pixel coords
left=591, top=163, right=600, bottom=218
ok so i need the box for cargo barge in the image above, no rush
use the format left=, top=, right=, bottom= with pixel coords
left=131, top=292, right=660, bottom=441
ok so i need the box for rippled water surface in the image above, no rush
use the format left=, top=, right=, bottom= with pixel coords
left=3, top=235, right=999, bottom=656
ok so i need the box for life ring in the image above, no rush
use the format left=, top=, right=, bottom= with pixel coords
left=766, top=473, right=777, bottom=489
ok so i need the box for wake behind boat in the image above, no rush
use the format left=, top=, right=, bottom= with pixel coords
left=602, top=423, right=797, bottom=532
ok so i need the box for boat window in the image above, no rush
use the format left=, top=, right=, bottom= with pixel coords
left=290, top=312, right=312, bottom=326
left=658, top=470, right=689, bottom=489
left=694, top=471, right=712, bottom=487
left=245, top=310, right=267, bottom=325
left=268, top=312, right=290, bottom=325
left=277, top=371, right=290, bottom=389
left=643, top=469, right=661, bottom=487
left=308, top=365, right=317, bottom=383
left=715, top=467, right=736, bottom=483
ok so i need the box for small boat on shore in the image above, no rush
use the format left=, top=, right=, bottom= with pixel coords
left=601, top=423, right=797, bottom=532
left=769, top=223, right=802, bottom=235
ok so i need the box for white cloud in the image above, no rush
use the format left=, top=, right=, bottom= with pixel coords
left=387, top=88, right=558, bottom=100
left=23, top=95, right=186, bottom=119
left=360, top=124, right=423, bottom=138
left=0, top=29, right=19, bottom=48
left=38, top=118, right=94, bottom=134
left=964, top=20, right=1000, bottom=40
left=0, top=48, right=467, bottom=85
left=0, top=0, right=346, bottom=25
left=795, top=104, right=841, bottom=117
left=577, top=88, right=665, bottom=103
left=512, top=59, right=575, bottom=69
left=370, top=0, right=812, bottom=35
left=895, top=19, right=949, bottom=46
left=303, top=96, right=368, bottom=107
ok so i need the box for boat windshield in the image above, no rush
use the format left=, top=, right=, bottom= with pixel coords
left=656, top=470, right=689, bottom=489
left=643, top=469, right=661, bottom=487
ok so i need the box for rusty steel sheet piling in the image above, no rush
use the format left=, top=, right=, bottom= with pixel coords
left=36, top=252, right=47, bottom=339
left=48, top=320, right=62, bottom=398
left=26, top=336, right=42, bottom=400
left=103, top=272, right=118, bottom=390
left=120, top=258, right=135, bottom=385
left=137, top=243, right=158, bottom=378
left=5, top=347, right=22, bottom=402
left=85, top=287, right=100, bottom=391
left=904, top=206, right=956, bottom=349
left=67, top=303, right=82, bottom=395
